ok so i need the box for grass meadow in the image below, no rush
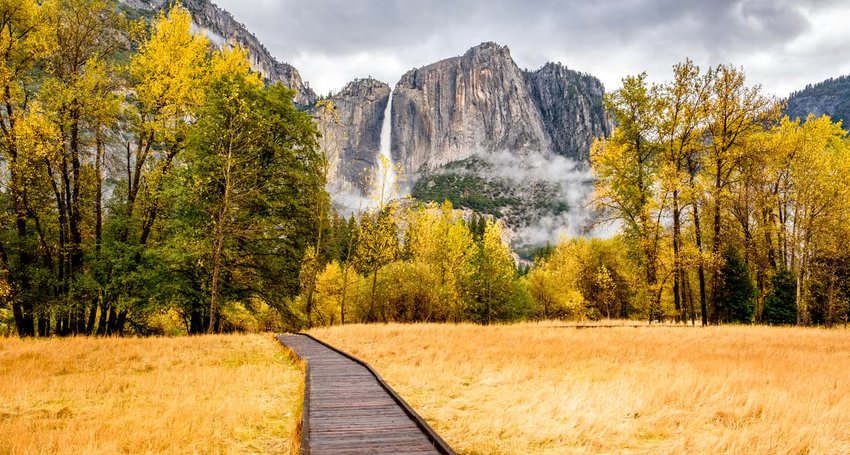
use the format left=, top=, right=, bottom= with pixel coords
left=0, top=334, right=301, bottom=455
left=4, top=324, right=850, bottom=454
left=310, top=323, right=850, bottom=454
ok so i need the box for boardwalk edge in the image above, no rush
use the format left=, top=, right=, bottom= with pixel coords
left=275, top=336, right=311, bottom=455
left=280, top=332, right=457, bottom=455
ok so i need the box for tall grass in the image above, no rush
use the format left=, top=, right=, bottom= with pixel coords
left=311, top=323, right=850, bottom=454
left=0, top=334, right=300, bottom=454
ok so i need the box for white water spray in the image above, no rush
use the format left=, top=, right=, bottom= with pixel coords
left=371, top=90, right=397, bottom=208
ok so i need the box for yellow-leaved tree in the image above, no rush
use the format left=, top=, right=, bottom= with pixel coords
left=125, top=5, right=209, bottom=245
left=655, top=59, right=711, bottom=323
left=702, top=64, right=780, bottom=323
left=302, top=99, right=340, bottom=328
left=36, top=0, right=125, bottom=335
left=591, top=72, right=666, bottom=321
left=470, top=219, right=517, bottom=324
left=403, top=201, right=477, bottom=320
left=785, top=116, right=850, bottom=324
left=100, top=6, right=210, bottom=334
left=0, top=0, right=53, bottom=336
left=353, top=205, right=400, bottom=322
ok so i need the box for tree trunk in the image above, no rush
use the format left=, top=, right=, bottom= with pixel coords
left=12, top=304, right=27, bottom=337
left=710, top=185, right=722, bottom=325
left=88, top=131, right=105, bottom=335
left=339, top=223, right=358, bottom=325
left=796, top=265, right=803, bottom=326
left=10, top=158, right=35, bottom=336
left=303, top=255, right=316, bottom=328
left=209, top=229, right=225, bottom=333
left=189, top=307, right=205, bottom=335
left=115, top=310, right=127, bottom=335
left=796, top=236, right=809, bottom=326
left=827, top=271, right=835, bottom=328
left=672, top=190, right=682, bottom=322
left=68, top=108, right=83, bottom=281
left=683, top=273, right=696, bottom=326
left=86, top=298, right=98, bottom=335
left=305, top=198, right=327, bottom=329
left=105, top=307, right=117, bottom=335
left=369, top=268, right=379, bottom=322
left=96, top=301, right=109, bottom=336
left=5, top=91, right=35, bottom=336
left=75, top=309, right=85, bottom=335
left=644, top=242, right=658, bottom=323
left=693, top=203, right=708, bottom=326
left=209, top=150, right=233, bottom=334
left=340, top=264, right=350, bottom=325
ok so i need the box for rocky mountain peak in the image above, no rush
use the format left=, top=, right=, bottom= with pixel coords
left=398, top=42, right=516, bottom=89
left=338, top=78, right=389, bottom=98
left=464, top=41, right=512, bottom=60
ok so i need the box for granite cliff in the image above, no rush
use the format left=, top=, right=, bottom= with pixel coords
left=329, top=42, right=611, bottom=193
left=319, top=43, right=610, bottom=241
left=324, top=79, right=391, bottom=193
left=392, top=42, right=611, bottom=174
left=392, top=43, right=552, bottom=173
left=117, top=0, right=317, bottom=105
left=526, top=62, right=609, bottom=161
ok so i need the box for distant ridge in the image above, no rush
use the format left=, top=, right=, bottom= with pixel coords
left=786, top=75, right=850, bottom=127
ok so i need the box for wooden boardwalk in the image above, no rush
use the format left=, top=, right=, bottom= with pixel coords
left=278, top=334, right=456, bottom=455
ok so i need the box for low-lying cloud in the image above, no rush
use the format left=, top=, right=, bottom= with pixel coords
left=476, top=150, right=598, bottom=245
left=330, top=149, right=614, bottom=246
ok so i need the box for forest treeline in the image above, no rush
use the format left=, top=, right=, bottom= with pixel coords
left=302, top=202, right=648, bottom=326
left=302, top=202, right=527, bottom=326
left=0, top=2, right=325, bottom=337
left=3, top=1, right=849, bottom=337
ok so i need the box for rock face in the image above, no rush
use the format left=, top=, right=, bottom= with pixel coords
left=116, top=0, right=317, bottom=106
left=526, top=62, right=611, bottom=161
left=786, top=75, right=850, bottom=126
left=325, top=79, right=391, bottom=192
left=388, top=42, right=610, bottom=175
left=392, top=42, right=552, bottom=173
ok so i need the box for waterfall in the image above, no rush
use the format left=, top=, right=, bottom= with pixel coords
left=372, top=89, right=397, bottom=207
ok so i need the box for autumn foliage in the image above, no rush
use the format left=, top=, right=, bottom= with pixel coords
left=0, top=3, right=325, bottom=337
left=589, top=61, right=850, bottom=325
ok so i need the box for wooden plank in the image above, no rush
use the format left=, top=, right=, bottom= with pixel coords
left=278, top=334, right=456, bottom=455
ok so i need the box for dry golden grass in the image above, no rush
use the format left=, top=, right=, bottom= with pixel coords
left=0, top=334, right=301, bottom=455
left=310, top=322, right=850, bottom=454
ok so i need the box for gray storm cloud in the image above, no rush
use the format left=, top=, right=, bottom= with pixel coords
left=212, top=0, right=850, bottom=96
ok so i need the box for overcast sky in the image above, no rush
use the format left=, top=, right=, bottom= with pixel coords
left=213, top=0, right=850, bottom=98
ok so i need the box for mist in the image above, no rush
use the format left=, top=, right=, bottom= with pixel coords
left=477, top=150, right=601, bottom=246
left=329, top=149, right=616, bottom=247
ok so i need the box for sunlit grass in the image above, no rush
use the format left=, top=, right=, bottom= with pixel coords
left=311, top=322, right=850, bottom=454
left=0, top=334, right=301, bottom=455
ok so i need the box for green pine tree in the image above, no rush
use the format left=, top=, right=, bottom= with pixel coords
left=715, top=247, right=755, bottom=323
left=763, top=269, right=797, bottom=325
